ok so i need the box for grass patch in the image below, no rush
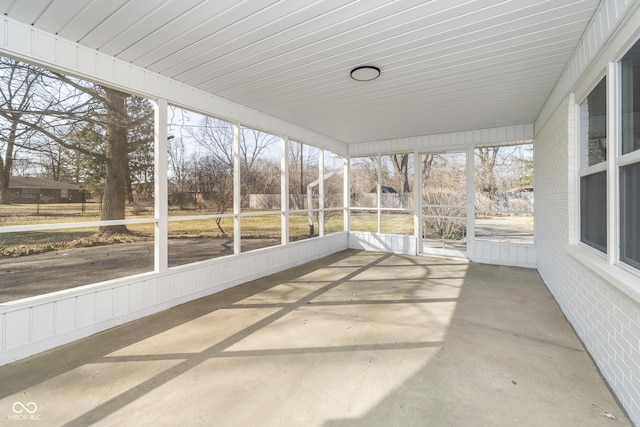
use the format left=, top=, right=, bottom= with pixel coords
left=350, top=211, right=414, bottom=234
left=2, top=203, right=408, bottom=258
left=0, top=232, right=151, bottom=257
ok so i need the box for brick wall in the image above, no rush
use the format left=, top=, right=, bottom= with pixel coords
left=536, top=97, right=640, bottom=424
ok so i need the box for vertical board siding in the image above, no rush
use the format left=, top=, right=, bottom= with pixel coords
left=113, top=286, right=130, bottom=317
left=4, top=310, right=29, bottom=349
left=95, top=289, right=114, bottom=322
left=349, top=124, right=535, bottom=156
left=472, top=242, right=536, bottom=268
left=0, top=233, right=348, bottom=365
left=348, top=232, right=417, bottom=256
left=129, top=282, right=145, bottom=312
left=159, top=276, right=172, bottom=302
left=77, top=294, right=95, bottom=327
left=143, top=278, right=158, bottom=307
left=55, top=298, right=76, bottom=333
left=31, top=304, right=54, bottom=342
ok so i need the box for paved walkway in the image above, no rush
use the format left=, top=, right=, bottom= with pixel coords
left=0, top=250, right=630, bottom=426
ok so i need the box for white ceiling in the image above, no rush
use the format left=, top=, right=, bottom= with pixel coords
left=1, top=0, right=601, bottom=143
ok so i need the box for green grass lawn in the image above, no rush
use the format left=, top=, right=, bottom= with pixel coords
left=350, top=211, right=414, bottom=234
left=0, top=203, right=415, bottom=257
left=0, top=203, right=348, bottom=256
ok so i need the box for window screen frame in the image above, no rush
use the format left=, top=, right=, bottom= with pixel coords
left=578, top=76, right=608, bottom=255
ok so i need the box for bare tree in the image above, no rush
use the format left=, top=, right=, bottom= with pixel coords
left=288, top=141, right=318, bottom=197
left=187, top=117, right=280, bottom=209
left=390, top=154, right=411, bottom=193
left=0, top=58, right=44, bottom=203
left=125, top=95, right=155, bottom=205
left=188, top=116, right=234, bottom=167
left=239, top=128, right=280, bottom=208
left=185, top=115, right=235, bottom=223
left=422, top=154, right=467, bottom=241
left=476, top=147, right=500, bottom=193
left=350, top=157, right=378, bottom=207
left=0, top=58, right=153, bottom=234
left=8, top=70, right=153, bottom=235
left=185, top=116, right=281, bottom=231
left=191, top=153, right=233, bottom=234
left=168, top=136, right=190, bottom=209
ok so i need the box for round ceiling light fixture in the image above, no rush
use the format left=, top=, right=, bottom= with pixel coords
left=350, top=65, right=381, bottom=81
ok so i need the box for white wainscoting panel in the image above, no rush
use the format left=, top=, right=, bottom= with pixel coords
left=0, top=233, right=348, bottom=366
left=472, top=241, right=537, bottom=268
left=349, top=232, right=417, bottom=255
left=31, top=303, right=54, bottom=342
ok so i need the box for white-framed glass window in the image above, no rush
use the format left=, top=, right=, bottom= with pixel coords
left=578, top=77, right=607, bottom=254
left=619, top=40, right=640, bottom=270
left=576, top=37, right=640, bottom=276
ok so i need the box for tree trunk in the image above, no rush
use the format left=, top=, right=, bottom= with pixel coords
left=99, top=88, right=129, bottom=235
left=125, top=163, right=135, bottom=204
left=0, top=121, right=18, bottom=204
left=477, top=147, right=499, bottom=193
left=422, top=154, right=434, bottom=180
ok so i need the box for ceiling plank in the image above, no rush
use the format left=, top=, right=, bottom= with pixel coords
left=0, top=0, right=602, bottom=143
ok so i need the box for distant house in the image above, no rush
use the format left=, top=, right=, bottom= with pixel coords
left=7, top=177, right=85, bottom=203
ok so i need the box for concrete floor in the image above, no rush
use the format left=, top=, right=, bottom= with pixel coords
left=0, top=250, right=631, bottom=426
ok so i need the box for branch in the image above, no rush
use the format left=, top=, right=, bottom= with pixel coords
left=126, top=136, right=154, bottom=153
left=14, top=116, right=106, bottom=161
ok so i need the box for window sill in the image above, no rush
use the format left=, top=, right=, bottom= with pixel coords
left=567, top=245, right=640, bottom=304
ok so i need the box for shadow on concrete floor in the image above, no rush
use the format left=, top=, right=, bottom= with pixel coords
left=0, top=250, right=630, bottom=426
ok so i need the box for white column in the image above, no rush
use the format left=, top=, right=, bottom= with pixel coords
left=154, top=99, right=168, bottom=273
left=466, top=146, right=476, bottom=259
left=319, top=150, right=325, bottom=237
left=344, top=157, right=350, bottom=232
left=376, top=154, right=382, bottom=233
left=281, top=137, right=289, bottom=245
left=414, top=150, right=422, bottom=254
left=233, top=123, right=241, bottom=255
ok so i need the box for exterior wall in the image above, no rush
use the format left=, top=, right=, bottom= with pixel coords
left=536, top=97, right=640, bottom=425
left=0, top=233, right=348, bottom=366
left=534, top=2, right=640, bottom=424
